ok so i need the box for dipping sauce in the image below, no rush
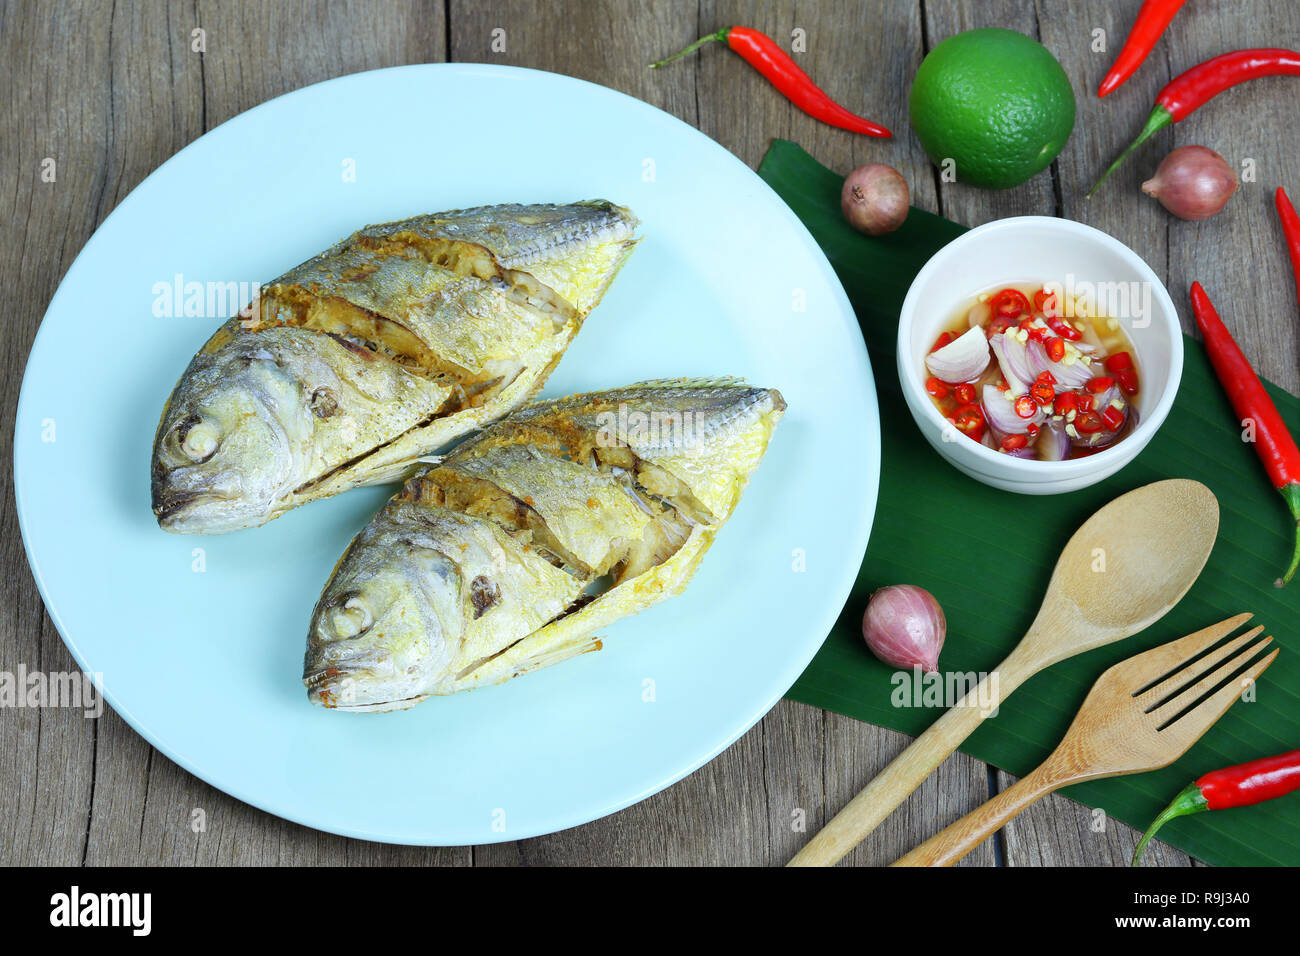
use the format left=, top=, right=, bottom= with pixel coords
left=923, top=283, right=1141, bottom=460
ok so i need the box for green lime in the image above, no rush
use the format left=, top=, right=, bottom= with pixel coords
left=909, top=28, right=1075, bottom=189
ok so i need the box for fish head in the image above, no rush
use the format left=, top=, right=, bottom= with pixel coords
left=152, top=335, right=310, bottom=533
left=304, top=520, right=462, bottom=711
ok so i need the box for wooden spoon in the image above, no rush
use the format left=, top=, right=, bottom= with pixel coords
left=787, top=479, right=1219, bottom=867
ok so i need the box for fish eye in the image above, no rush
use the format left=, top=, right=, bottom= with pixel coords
left=175, top=415, right=221, bottom=463
left=309, top=386, right=339, bottom=419
left=326, top=593, right=373, bottom=640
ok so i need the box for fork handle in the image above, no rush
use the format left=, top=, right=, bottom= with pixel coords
left=890, top=762, right=1061, bottom=866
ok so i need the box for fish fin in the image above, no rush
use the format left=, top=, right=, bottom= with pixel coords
left=446, top=630, right=603, bottom=693
left=626, top=375, right=749, bottom=389
left=349, top=458, right=428, bottom=487
left=450, top=526, right=715, bottom=693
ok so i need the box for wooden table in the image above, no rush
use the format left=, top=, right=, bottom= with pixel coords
left=4, top=0, right=1297, bottom=867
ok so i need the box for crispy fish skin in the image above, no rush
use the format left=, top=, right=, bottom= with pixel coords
left=303, top=379, right=786, bottom=712
left=151, top=201, right=639, bottom=534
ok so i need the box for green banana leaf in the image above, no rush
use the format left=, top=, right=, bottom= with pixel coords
left=762, top=139, right=1300, bottom=867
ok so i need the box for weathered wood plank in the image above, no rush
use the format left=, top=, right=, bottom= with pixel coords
left=1163, top=0, right=1300, bottom=393
left=995, top=769, right=1193, bottom=867
left=0, top=0, right=185, bottom=869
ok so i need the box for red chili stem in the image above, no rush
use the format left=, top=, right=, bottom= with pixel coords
left=1089, top=48, right=1300, bottom=196
left=649, top=26, right=892, bottom=138
left=1276, top=187, right=1300, bottom=311
left=1191, top=281, right=1300, bottom=586
left=1097, top=0, right=1188, bottom=98
left=1133, top=749, right=1300, bottom=865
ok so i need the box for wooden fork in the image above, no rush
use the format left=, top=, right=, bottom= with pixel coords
left=891, top=613, right=1278, bottom=867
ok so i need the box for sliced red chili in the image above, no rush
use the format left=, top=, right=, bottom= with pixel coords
left=953, top=404, right=985, bottom=440
left=1046, top=315, right=1082, bottom=341
left=1085, top=375, right=1116, bottom=393
left=1014, top=395, right=1038, bottom=419
left=1102, top=406, right=1126, bottom=431
left=1076, top=410, right=1104, bottom=434
left=1077, top=392, right=1096, bottom=412
left=925, top=377, right=949, bottom=398
left=1026, top=423, right=1040, bottom=438
left=931, top=331, right=956, bottom=353
left=1116, top=368, right=1140, bottom=395
left=1030, top=382, right=1055, bottom=405
left=995, top=377, right=1010, bottom=392
left=1054, top=391, right=1079, bottom=416
left=989, top=288, right=1030, bottom=319
left=1036, top=370, right=1057, bottom=386
left=986, top=316, right=1014, bottom=338
left=953, top=383, right=976, bottom=404
left=1000, top=433, right=1028, bottom=451
left=1104, top=351, right=1133, bottom=372
left=1045, top=337, right=1065, bottom=362
left=1033, top=288, right=1060, bottom=316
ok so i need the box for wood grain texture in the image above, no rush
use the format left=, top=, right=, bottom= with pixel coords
left=6, top=0, right=1296, bottom=866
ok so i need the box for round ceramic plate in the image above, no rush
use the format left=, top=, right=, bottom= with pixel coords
left=15, top=64, right=878, bottom=844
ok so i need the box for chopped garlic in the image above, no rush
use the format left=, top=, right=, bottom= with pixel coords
left=1015, top=328, right=1029, bottom=344
left=1110, top=398, right=1126, bottom=411
left=1066, top=424, right=1080, bottom=438
left=1066, top=409, right=1077, bottom=423
left=1062, top=353, right=1077, bottom=366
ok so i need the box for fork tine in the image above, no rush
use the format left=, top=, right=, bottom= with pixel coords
left=1137, top=625, right=1265, bottom=708
left=1148, top=636, right=1275, bottom=729
left=1114, top=613, right=1253, bottom=691
left=1156, top=649, right=1279, bottom=752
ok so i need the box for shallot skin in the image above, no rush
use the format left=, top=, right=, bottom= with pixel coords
left=841, top=163, right=911, bottom=236
left=1142, top=145, right=1238, bottom=221
left=861, top=584, right=947, bottom=673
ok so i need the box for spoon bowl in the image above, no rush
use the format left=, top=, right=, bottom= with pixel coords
left=1024, top=478, right=1221, bottom=665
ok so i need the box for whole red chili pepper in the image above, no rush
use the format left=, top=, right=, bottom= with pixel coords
left=650, top=27, right=892, bottom=138
left=1132, top=749, right=1300, bottom=864
left=1097, top=0, right=1188, bottom=98
left=1276, top=187, right=1300, bottom=309
left=1191, top=281, right=1300, bottom=586
left=1089, top=48, right=1300, bottom=196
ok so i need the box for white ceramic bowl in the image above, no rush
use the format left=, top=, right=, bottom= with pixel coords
left=897, top=216, right=1182, bottom=494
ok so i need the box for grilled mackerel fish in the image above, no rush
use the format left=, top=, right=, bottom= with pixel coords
left=152, top=201, right=639, bottom=534
left=304, top=379, right=786, bottom=711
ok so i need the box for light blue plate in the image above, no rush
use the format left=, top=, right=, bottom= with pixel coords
left=14, top=64, right=879, bottom=844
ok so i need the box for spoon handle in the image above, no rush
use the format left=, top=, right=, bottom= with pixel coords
left=787, top=644, right=1042, bottom=867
